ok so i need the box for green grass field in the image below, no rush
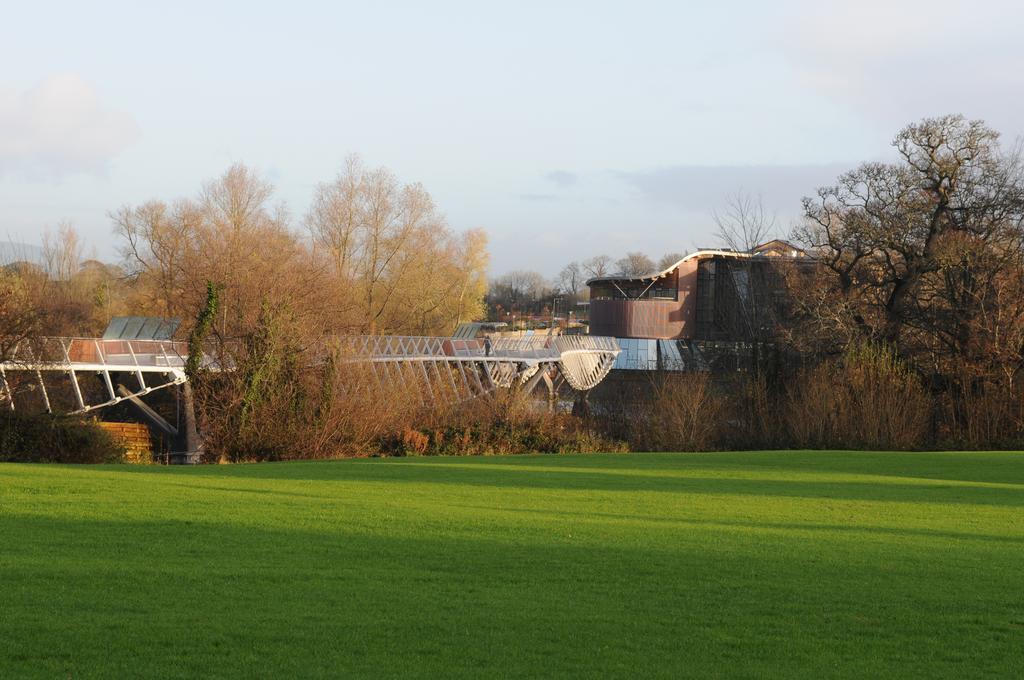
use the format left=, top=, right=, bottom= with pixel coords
left=1, top=452, right=1022, bottom=678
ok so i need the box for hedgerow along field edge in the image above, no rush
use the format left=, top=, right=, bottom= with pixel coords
left=1, top=451, right=1022, bottom=678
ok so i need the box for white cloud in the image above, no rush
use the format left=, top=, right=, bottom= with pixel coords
left=545, top=170, right=577, bottom=188
left=780, top=0, right=1024, bottom=137
left=616, top=164, right=851, bottom=213
left=0, top=74, right=140, bottom=178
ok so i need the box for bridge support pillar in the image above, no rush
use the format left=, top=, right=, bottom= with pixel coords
left=175, top=381, right=202, bottom=464
left=542, top=371, right=556, bottom=412
left=572, top=389, right=591, bottom=417
left=116, top=384, right=178, bottom=443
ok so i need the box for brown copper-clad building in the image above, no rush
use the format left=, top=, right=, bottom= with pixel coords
left=587, top=256, right=700, bottom=340
left=587, top=241, right=810, bottom=370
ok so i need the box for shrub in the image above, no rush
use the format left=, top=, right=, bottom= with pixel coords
left=936, top=376, right=1024, bottom=449
left=785, top=343, right=930, bottom=450
left=0, top=413, right=127, bottom=463
left=380, top=390, right=627, bottom=457
left=399, top=428, right=430, bottom=455
left=720, top=373, right=786, bottom=450
left=607, top=373, right=725, bottom=452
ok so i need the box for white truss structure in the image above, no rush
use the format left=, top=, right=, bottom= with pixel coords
left=0, top=338, right=188, bottom=414
left=0, top=334, right=620, bottom=414
left=332, top=334, right=620, bottom=403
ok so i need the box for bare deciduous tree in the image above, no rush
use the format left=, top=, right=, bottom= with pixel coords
left=557, top=261, right=586, bottom=303
left=581, top=255, right=612, bottom=279
left=114, top=163, right=322, bottom=342
left=307, top=155, right=364, bottom=281
left=713, top=190, right=776, bottom=252
left=487, top=270, right=556, bottom=320
left=448, top=229, right=489, bottom=330
left=306, top=155, right=487, bottom=334
left=0, top=270, right=39, bottom=362
left=42, top=222, right=82, bottom=281
left=792, top=114, right=1024, bottom=382
left=615, top=252, right=655, bottom=277
left=657, top=252, right=685, bottom=271
left=113, top=200, right=198, bottom=318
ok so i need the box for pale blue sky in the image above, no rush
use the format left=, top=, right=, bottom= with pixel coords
left=2, top=0, right=1022, bottom=274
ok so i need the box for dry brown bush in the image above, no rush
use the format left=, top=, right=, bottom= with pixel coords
left=619, top=373, right=725, bottom=452
left=195, top=336, right=424, bottom=461
left=379, top=388, right=626, bottom=457
left=191, top=316, right=624, bottom=461
left=936, top=377, right=1024, bottom=449
left=785, top=344, right=930, bottom=450
left=721, top=373, right=786, bottom=449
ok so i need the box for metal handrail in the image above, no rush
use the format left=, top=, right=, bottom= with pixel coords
left=334, top=334, right=620, bottom=360
left=3, top=334, right=619, bottom=367
left=0, top=337, right=189, bottom=369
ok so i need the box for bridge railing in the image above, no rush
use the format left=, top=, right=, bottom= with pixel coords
left=2, top=337, right=188, bottom=369
left=4, top=334, right=619, bottom=369
left=332, top=334, right=619, bottom=360
left=549, top=335, right=620, bottom=354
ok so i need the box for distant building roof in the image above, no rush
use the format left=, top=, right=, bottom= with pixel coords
left=752, top=239, right=809, bottom=258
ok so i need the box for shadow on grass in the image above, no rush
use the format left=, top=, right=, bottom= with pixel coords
left=105, top=456, right=1024, bottom=509
left=97, top=449, right=1024, bottom=482
left=447, top=504, right=1024, bottom=545
left=720, top=450, right=1024, bottom=486
left=1, top=513, right=1022, bottom=679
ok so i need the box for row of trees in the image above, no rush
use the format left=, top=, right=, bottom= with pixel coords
left=791, top=116, right=1024, bottom=372
left=0, top=223, right=128, bottom=343
left=1, top=159, right=493, bottom=460
left=486, top=252, right=689, bottom=320
left=5, top=114, right=1024, bottom=456
left=784, top=115, right=1024, bottom=445
left=114, top=156, right=487, bottom=340
left=485, top=190, right=779, bottom=321
left=159, top=115, right=1024, bottom=451
left=657, top=115, right=1024, bottom=449
left=3, top=156, right=489, bottom=350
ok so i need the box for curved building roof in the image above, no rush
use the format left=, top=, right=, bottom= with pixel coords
left=586, top=249, right=749, bottom=286
left=584, top=240, right=808, bottom=286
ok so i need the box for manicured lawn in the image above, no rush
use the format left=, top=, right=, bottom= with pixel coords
left=1, top=451, right=1022, bottom=678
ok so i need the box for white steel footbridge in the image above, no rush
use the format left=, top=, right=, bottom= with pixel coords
left=0, top=334, right=620, bottom=416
